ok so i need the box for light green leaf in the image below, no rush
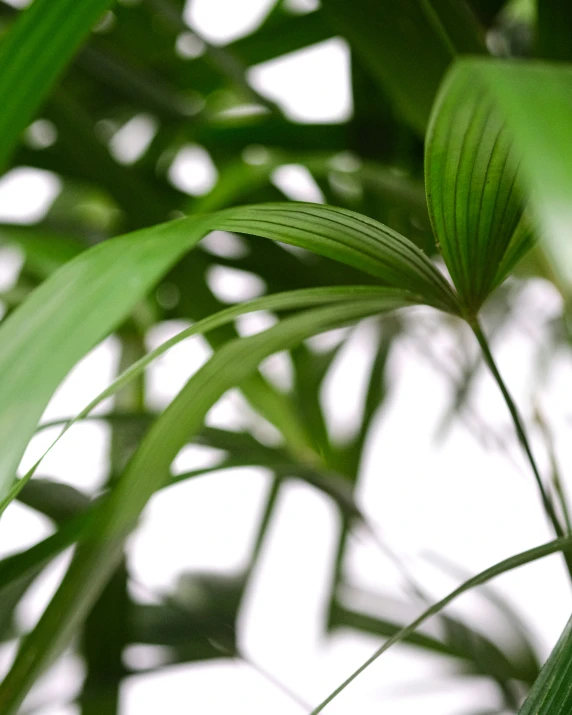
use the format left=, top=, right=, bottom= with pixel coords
left=0, top=297, right=409, bottom=714
left=2, top=284, right=408, bottom=512
left=0, top=0, right=114, bottom=173
left=0, top=202, right=456, bottom=502
left=0, top=215, right=210, bottom=500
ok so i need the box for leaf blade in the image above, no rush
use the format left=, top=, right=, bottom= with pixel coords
left=426, top=63, right=525, bottom=315
left=215, top=203, right=460, bottom=314
left=0, top=298, right=410, bottom=714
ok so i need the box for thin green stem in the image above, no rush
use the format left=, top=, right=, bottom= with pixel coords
left=308, top=533, right=572, bottom=714
left=534, top=404, right=572, bottom=534
left=471, top=319, right=572, bottom=579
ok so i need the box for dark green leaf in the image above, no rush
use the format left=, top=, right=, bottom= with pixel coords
left=518, top=613, right=572, bottom=713
left=426, top=61, right=526, bottom=315
left=215, top=203, right=460, bottom=313
left=0, top=0, right=114, bottom=172
left=321, top=0, right=453, bottom=133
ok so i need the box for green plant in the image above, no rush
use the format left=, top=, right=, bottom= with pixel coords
left=1, top=1, right=572, bottom=713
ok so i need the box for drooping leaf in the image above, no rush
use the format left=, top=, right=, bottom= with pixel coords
left=2, top=284, right=415, bottom=513
left=0, top=201, right=458, bottom=502
left=0, top=297, right=410, bottom=714
left=215, top=203, right=460, bottom=313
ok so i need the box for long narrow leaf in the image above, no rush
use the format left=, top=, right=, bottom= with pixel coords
left=0, top=215, right=210, bottom=499
left=518, top=612, right=572, bottom=713
left=0, top=298, right=409, bottom=713
left=215, top=203, right=460, bottom=313
left=0, top=202, right=455, bottom=501
left=310, top=535, right=572, bottom=714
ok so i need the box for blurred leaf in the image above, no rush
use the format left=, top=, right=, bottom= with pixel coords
left=0, top=0, right=113, bottom=173
left=468, top=0, right=506, bottom=25
left=18, top=478, right=90, bottom=523
left=430, top=0, right=487, bottom=53
left=0, top=297, right=412, bottom=714
left=229, top=8, right=332, bottom=66
left=321, top=0, right=454, bottom=133
left=536, top=1, right=572, bottom=61
left=0, top=225, right=84, bottom=277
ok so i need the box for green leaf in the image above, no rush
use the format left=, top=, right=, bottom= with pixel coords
left=0, top=215, right=210, bottom=500
left=229, top=8, right=332, bottom=66
left=0, top=0, right=114, bottom=173
left=320, top=0, right=453, bottom=133
left=431, top=59, right=572, bottom=296
left=215, top=203, right=460, bottom=313
left=3, top=284, right=414, bottom=511
left=310, top=534, right=572, bottom=714
left=0, top=201, right=456, bottom=502
left=0, top=225, right=84, bottom=278
left=0, top=298, right=409, bottom=714
left=518, top=613, right=572, bottom=713
left=426, top=61, right=526, bottom=316
left=430, top=0, right=487, bottom=54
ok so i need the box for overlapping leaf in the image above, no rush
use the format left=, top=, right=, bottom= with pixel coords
left=0, top=202, right=458, bottom=502
left=454, top=60, right=572, bottom=291
left=426, top=63, right=526, bottom=316
left=428, top=59, right=572, bottom=306
left=0, top=215, right=210, bottom=500
left=0, top=297, right=410, bottom=714
left=215, top=203, right=459, bottom=313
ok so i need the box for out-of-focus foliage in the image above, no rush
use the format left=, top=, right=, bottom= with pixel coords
left=0, top=0, right=571, bottom=713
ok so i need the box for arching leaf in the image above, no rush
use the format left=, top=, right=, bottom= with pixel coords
left=0, top=203, right=456, bottom=501
left=215, top=203, right=460, bottom=313
left=0, top=297, right=411, bottom=714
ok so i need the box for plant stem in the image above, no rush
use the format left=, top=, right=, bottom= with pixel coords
left=471, top=319, right=572, bottom=579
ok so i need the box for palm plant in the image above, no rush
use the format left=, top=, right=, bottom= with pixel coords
left=0, top=0, right=572, bottom=713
